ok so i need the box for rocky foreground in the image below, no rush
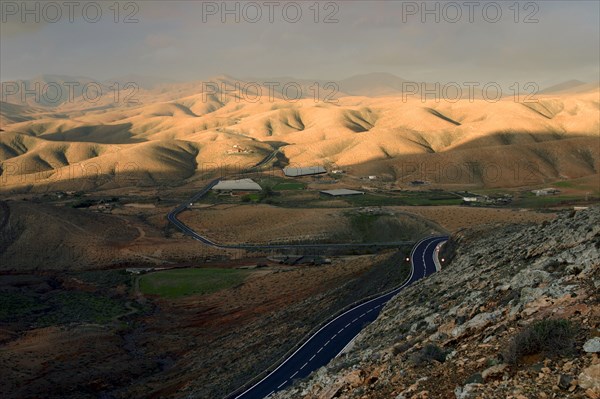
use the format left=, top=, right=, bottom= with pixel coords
left=273, top=207, right=600, bottom=399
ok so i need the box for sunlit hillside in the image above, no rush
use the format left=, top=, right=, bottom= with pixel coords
left=1, top=77, right=598, bottom=191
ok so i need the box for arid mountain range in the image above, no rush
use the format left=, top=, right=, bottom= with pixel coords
left=1, top=74, right=598, bottom=192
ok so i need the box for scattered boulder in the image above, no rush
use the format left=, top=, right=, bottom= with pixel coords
left=579, top=364, right=600, bottom=391
left=481, top=363, right=507, bottom=381
left=583, top=338, right=600, bottom=353
left=464, top=373, right=483, bottom=384
left=454, top=383, right=483, bottom=399
left=557, top=374, right=573, bottom=390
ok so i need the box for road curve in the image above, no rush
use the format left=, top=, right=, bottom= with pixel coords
left=167, top=178, right=413, bottom=250
left=225, top=235, right=448, bottom=399
left=165, top=170, right=447, bottom=397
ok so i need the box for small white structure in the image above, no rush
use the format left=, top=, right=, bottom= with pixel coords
left=126, top=268, right=154, bottom=275
left=463, top=197, right=478, bottom=202
left=212, top=179, right=262, bottom=192
left=532, top=188, right=560, bottom=196
left=368, top=176, right=378, bottom=180
left=320, top=189, right=365, bottom=197
left=283, top=166, right=326, bottom=177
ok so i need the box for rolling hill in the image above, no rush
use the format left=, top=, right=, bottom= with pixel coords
left=1, top=75, right=598, bottom=191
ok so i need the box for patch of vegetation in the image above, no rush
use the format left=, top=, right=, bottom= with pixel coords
left=241, top=193, right=261, bottom=203
left=503, top=319, right=576, bottom=364
left=553, top=181, right=577, bottom=188
left=392, top=339, right=415, bottom=356
left=0, top=290, right=128, bottom=326
left=0, top=292, right=47, bottom=321
left=37, top=291, right=128, bottom=325
left=410, top=343, right=447, bottom=365
left=71, top=199, right=96, bottom=208
left=345, top=211, right=431, bottom=243
left=515, top=193, right=587, bottom=208
left=273, top=182, right=305, bottom=190
left=139, top=268, right=250, bottom=298
left=345, top=192, right=462, bottom=207
left=349, top=213, right=381, bottom=235
left=259, top=185, right=276, bottom=201
left=74, top=270, right=131, bottom=289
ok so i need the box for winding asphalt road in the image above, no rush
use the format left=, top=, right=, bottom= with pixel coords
left=225, top=235, right=448, bottom=399
left=165, top=162, right=447, bottom=398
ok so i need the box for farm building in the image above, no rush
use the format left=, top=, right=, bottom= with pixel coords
left=320, top=189, right=365, bottom=197
left=212, top=179, right=262, bottom=192
left=283, top=166, right=326, bottom=177
left=531, top=188, right=560, bottom=196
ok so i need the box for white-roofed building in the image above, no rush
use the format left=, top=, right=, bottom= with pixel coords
left=283, top=166, right=326, bottom=177
left=212, top=179, right=262, bottom=192
left=320, top=189, right=365, bottom=197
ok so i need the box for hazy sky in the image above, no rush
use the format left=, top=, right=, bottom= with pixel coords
left=1, top=0, right=599, bottom=87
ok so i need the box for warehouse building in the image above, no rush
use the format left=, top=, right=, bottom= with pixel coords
left=320, top=189, right=365, bottom=197
left=212, top=179, right=262, bottom=192
left=283, top=166, right=326, bottom=177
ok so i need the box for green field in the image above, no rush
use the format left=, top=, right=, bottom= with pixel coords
left=514, top=193, right=588, bottom=208
left=273, top=182, right=305, bottom=190
left=139, top=268, right=250, bottom=298
left=344, top=193, right=463, bottom=207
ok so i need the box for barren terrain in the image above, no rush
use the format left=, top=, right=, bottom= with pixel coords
left=1, top=78, right=598, bottom=192
left=1, top=75, right=598, bottom=399
left=0, top=251, right=415, bottom=399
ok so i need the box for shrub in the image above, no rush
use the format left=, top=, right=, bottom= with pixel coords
left=392, top=340, right=414, bottom=356
left=410, top=343, right=446, bottom=365
left=503, top=319, right=576, bottom=364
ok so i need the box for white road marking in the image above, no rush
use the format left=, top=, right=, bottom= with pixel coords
left=290, top=371, right=299, bottom=379
left=300, top=362, right=307, bottom=369
left=317, top=347, right=323, bottom=353
left=310, top=354, right=316, bottom=361
left=227, top=236, right=447, bottom=399
left=277, top=381, right=287, bottom=389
